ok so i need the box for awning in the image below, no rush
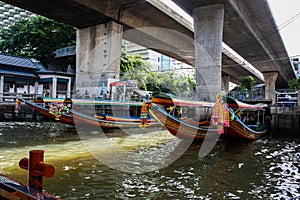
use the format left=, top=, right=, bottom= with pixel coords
left=39, top=77, right=69, bottom=83
left=0, top=69, right=36, bottom=78
left=39, top=77, right=52, bottom=83
left=57, top=78, right=69, bottom=83
left=4, top=76, right=36, bottom=83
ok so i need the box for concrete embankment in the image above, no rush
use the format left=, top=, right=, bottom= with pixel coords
left=271, top=106, right=300, bottom=131
left=0, top=102, right=41, bottom=121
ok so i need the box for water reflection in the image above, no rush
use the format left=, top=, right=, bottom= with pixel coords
left=0, top=122, right=299, bottom=199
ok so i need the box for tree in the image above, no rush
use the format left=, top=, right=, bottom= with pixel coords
left=288, top=78, right=300, bottom=89
left=239, top=76, right=256, bottom=90
left=138, top=71, right=195, bottom=97
left=120, top=51, right=151, bottom=80
left=0, top=16, right=76, bottom=69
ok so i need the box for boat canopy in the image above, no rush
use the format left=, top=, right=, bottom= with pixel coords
left=151, top=93, right=214, bottom=107
left=226, top=96, right=268, bottom=111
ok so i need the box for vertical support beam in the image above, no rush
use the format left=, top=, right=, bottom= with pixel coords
left=0, top=75, right=4, bottom=101
left=193, top=4, right=224, bottom=102
left=297, top=90, right=300, bottom=107
left=76, top=21, right=123, bottom=98
left=34, top=81, right=39, bottom=99
left=52, top=76, right=57, bottom=98
left=222, top=74, right=230, bottom=93
left=263, top=72, right=278, bottom=105
left=67, top=77, right=71, bottom=98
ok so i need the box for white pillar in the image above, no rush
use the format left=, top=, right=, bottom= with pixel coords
left=34, top=81, right=39, bottom=98
left=0, top=75, right=4, bottom=101
left=67, top=77, right=71, bottom=98
left=52, top=76, right=57, bottom=98
left=193, top=4, right=225, bottom=102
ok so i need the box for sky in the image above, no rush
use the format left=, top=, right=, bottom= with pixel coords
left=160, top=0, right=300, bottom=58
left=267, top=0, right=300, bottom=58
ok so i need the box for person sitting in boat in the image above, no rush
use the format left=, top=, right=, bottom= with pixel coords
left=238, top=93, right=244, bottom=101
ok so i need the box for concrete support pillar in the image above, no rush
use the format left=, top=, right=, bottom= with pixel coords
left=263, top=72, right=278, bottom=105
left=193, top=4, right=224, bottom=102
left=222, top=74, right=230, bottom=93
left=76, top=21, right=123, bottom=98
left=52, top=76, right=57, bottom=98
left=0, top=75, right=4, bottom=101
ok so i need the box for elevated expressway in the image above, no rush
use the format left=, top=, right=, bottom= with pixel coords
left=1, top=0, right=296, bottom=88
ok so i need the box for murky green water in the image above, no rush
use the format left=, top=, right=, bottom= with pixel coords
left=0, top=122, right=299, bottom=199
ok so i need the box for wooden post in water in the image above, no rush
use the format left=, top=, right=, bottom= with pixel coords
left=19, top=150, right=55, bottom=192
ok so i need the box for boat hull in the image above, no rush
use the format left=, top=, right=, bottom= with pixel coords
left=22, top=99, right=75, bottom=125
left=149, top=98, right=268, bottom=141
left=20, top=98, right=160, bottom=129
left=71, top=110, right=161, bottom=129
left=0, top=173, right=60, bottom=200
left=149, top=104, right=218, bottom=140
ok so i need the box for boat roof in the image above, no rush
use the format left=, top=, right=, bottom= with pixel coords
left=40, top=97, right=144, bottom=106
left=151, top=93, right=268, bottom=110
left=226, top=96, right=268, bottom=110
left=151, top=93, right=214, bottom=107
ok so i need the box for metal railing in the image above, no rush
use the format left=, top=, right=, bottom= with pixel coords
left=275, top=90, right=298, bottom=107
left=227, top=90, right=265, bottom=101
left=55, top=46, right=76, bottom=58
left=0, top=92, right=41, bottom=102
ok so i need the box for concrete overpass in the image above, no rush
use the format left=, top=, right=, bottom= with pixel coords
left=1, top=0, right=296, bottom=102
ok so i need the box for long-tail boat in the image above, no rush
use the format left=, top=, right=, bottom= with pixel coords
left=149, top=93, right=269, bottom=141
left=18, top=97, right=74, bottom=125
left=18, top=97, right=159, bottom=129
left=70, top=108, right=160, bottom=129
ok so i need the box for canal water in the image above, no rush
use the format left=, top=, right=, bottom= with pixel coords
left=0, top=121, right=299, bottom=199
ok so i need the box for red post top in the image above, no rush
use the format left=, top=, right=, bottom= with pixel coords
left=19, top=150, right=55, bottom=178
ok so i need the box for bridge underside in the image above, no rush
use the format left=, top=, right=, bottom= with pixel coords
left=1, top=0, right=295, bottom=88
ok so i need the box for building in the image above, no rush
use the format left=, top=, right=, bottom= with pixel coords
left=0, top=53, right=74, bottom=101
left=0, top=1, right=35, bottom=29
left=123, top=40, right=194, bottom=76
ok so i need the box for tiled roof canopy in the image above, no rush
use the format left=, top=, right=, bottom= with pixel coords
left=0, top=54, right=39, bottom=70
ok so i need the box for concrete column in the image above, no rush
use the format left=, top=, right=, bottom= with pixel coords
left=76, top=21, right=123, bottom=98
left=222, top=74, right=230, bottom=93
left=52, top=76, right=57, bottom=98
left=263, top=72, right=278, bottom=105
left=193, top=4, right=224, bottom=102
left=0, top=75, right=4, bottom=101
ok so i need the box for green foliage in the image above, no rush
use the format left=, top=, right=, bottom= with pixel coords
left=120, top=51, right=196, bottom=97
left=232, top=85, right=246, bottom=92
left=0, top=16, right=76, bottom=68
left=139, top=72, right=196, bottom=97
left=288, top=78, right=300, bottom=89
left=120, top=51, right=151, bottom=80
left=239, top=75, right=256, bottom=90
